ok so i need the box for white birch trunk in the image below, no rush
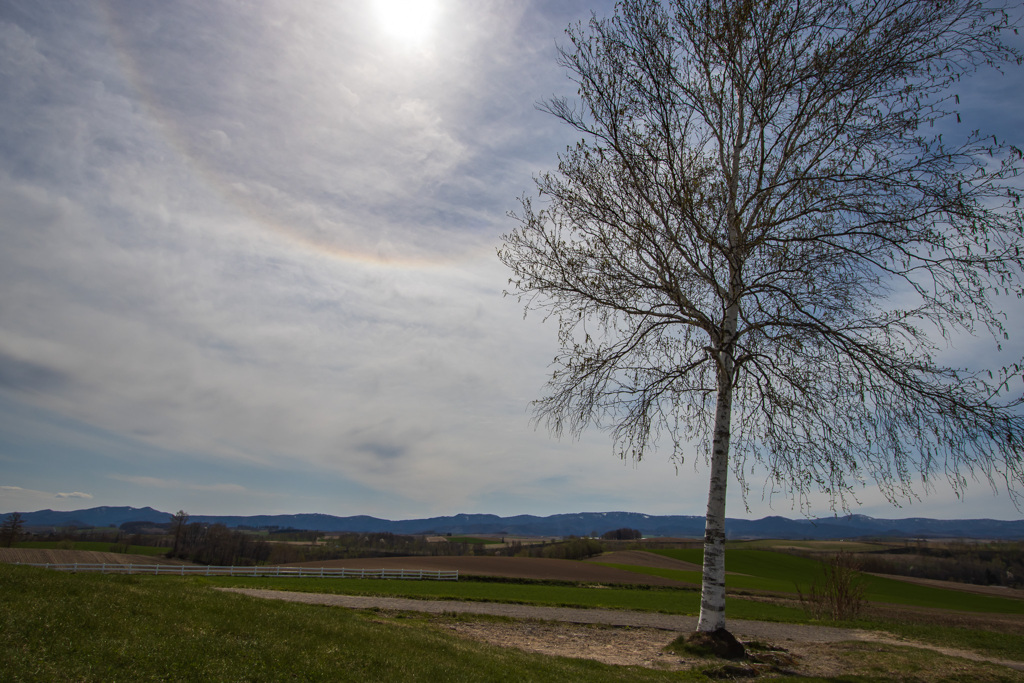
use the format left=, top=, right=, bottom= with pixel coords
left=696, top=360, right=734, bottom=632
left=698, top=94, right=743, bottom=632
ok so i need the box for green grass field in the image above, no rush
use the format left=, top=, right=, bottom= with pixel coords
left=207, top=567, right=1024, bottom=620
left=633, top=549, right=1024, bottom=614
left=0, top=564, right=697, bottom=682
left=206, top=546, right=1024, bottom=662
left=3, top=559, right=1023, bottom=679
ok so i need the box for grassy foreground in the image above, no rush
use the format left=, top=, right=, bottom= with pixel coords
left=0, top=564, right=696, bottom=682
left=3, top=563, right=1024, bottom=681
left=205, top=570, right=1024, bottom=662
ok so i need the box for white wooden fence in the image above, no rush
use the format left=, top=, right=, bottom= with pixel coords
left=19, top=563, right=458, bottom=580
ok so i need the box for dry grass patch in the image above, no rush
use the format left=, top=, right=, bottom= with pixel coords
left=431, top=614, right=1024, bottom=681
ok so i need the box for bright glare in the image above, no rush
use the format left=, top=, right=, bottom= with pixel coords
left=371, top=0, right=438, bottom=46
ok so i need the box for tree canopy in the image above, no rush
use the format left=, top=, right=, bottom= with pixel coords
left=499, top=0, right=1024, bottom=633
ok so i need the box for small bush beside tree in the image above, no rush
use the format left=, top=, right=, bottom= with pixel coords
left=799, top=551, right=867, bottom=621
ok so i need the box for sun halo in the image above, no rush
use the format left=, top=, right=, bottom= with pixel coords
left=371, top=0, right=439, bottom=46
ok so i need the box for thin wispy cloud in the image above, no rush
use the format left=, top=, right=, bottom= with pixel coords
left=110, top=475, right=247, bottom=495
left=0, top=486, right=93, bottom=510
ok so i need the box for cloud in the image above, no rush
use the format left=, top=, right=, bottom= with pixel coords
left=0, top=486, right=31, bottom=494
left=0, top=0, right=1019, bottom=521
left=89, top=0, right=527, bottom=265
left=0, top=485, right=93, bottom=511
left=0, top=350, right=73, bottom=395
left=1, top=485, right=91, bottom=500
left=354, top=442, right=408, bottom=462
left=0, top=0, right=574, bottom=503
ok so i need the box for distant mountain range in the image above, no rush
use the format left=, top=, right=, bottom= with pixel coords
left=7, top=506, right=1024, bottom=539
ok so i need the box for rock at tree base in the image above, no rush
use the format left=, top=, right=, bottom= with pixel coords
left=686, top=628, right=746, bottom=659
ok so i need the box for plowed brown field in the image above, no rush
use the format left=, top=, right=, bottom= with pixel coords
left=0, top=549, right=186, bottom=566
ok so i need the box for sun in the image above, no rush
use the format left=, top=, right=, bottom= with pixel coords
left=371, top=0, right=439, bottom=46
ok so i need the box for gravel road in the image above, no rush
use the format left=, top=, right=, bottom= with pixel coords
left=218, top=587, right=870, bottom=642
left=218, top=587, right=1024, bottom=672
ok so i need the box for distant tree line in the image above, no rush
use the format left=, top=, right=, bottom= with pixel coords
left=166, top=521, right=272, bottom=566
left=601, top=528, right=642, bottom=541
left=489, top=537, right=605, bottom=561
left=119, top=521, right=172, bottom=536
left=274, top=532, right=496, bottom=563
left=854, top=542, right=1024, bottom=589
left=2, top=509, right=614, bottom=564
left=160, top=527, right=507, bottom=566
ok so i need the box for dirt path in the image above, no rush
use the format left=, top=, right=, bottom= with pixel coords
left=218, top=588, right=1024, bottom=673
left=218, top=587, right=854, bottom=640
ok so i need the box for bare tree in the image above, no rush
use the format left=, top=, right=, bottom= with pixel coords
left=170, top=510, right=189, bottom=557
left=0, top=512, right=25, bottom=547
left=499, top=0, right=1024, bottom=634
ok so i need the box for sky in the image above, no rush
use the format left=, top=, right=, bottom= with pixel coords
left=1, top=0, right=1022, bottom=523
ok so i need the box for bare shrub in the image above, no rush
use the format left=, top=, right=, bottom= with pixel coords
left=799, top=551, right=867, bottom=621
